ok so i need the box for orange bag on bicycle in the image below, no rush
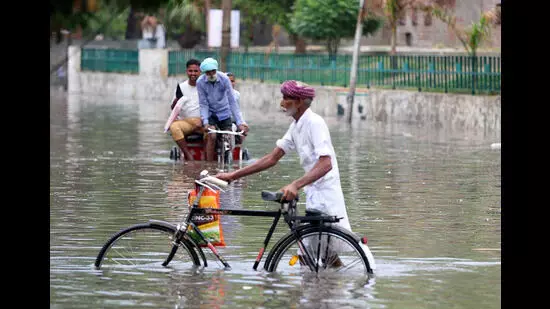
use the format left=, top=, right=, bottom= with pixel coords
left=187, top=188, right=226, bottom=247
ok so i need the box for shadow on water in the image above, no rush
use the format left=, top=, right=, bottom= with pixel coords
left=51, top=94, right=500, bottom=309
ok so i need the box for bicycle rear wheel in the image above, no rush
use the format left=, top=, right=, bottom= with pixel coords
left=94, top=223, right=200, bottom=270
left=266, top=228, right=372, bottom=275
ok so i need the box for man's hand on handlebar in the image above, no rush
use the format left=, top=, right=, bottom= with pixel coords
left=206, top=124, right=216, bottom=131
left=280, top=182, right=299, bottom=202
left=215, top=172, right=235, bottom=183
left=238, top=123, right=249, bottom=135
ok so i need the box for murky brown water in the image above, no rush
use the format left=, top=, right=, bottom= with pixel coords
left=50, top=91, right=501, bottom=309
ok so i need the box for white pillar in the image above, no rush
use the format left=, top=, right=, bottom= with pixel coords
left=139, top=49, right=168, bottom=78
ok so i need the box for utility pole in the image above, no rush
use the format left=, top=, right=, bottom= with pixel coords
left=347, top=0, right=367, bottom=124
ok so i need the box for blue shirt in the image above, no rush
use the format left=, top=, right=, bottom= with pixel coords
left=196, top=72, right=244, bottom=126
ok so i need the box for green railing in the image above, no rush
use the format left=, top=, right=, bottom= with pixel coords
left=169, top=50, right=500, bottom=94
left=169, top=49, right=221, bottom=75
left=81, top=48, right=139, bottom=74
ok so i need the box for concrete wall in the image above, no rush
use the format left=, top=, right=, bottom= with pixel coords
left=68, top=47, right=500, bottom=132
left=234, top=83, right=500, bottom=132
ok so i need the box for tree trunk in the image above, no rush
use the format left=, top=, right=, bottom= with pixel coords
left=125, top=6, right=141, bottom=39
left=221, top=0, right=232, bottom=72
left=291, top=34, right=307, bottom=54
left=390, top=22, right=397, bottom=55
left=246, top=18, right=254, bottom=53
left=327, top=39, right=340, bottom=58
left=205, top=0, right=211, bottom=48
left=347, top=0, right=366, bottom=124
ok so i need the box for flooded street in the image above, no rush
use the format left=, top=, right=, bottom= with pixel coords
left=50, top=92, right=501, bottom=308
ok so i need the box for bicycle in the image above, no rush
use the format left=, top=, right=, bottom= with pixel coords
left=94, top=170, right=376, bottom=275
left=207, top=127, right=246, bottom=166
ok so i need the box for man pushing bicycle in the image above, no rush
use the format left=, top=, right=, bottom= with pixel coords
left=215, top=80, right=352, bottom=265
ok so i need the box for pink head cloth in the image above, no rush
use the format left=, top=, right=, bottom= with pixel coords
left=280, top=80, right=315, bottom=99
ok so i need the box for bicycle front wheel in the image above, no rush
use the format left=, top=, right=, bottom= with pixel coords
left=223, top=150, right=232, bottom=165
left=94, top=223, right=200, bottom=270
left=266, top=228, right=372, bottom=275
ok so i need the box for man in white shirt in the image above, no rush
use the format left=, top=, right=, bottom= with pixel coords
left=215, top=80, right=351, bottom=233
left=164, top=59, right=202, bottom=160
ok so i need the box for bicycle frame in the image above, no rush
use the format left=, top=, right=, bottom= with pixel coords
left=208, top=128, right=245, bottom=167
left=170, top=184, right=341, bottom=272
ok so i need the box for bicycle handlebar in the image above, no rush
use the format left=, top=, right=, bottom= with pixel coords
left=202, top=175, right=229, bottom=189
left=207, top=128, right=245, bottom=136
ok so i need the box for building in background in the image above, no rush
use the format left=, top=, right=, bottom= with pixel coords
left=361, top=0, right=501, bottom=49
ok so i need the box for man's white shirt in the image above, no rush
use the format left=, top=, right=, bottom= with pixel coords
left=276, top=108, right=351, bottom=232
left=171, top=80, right=200, bottom=119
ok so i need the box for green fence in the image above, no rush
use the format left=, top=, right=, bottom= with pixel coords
left=81, top=48, right=139, bottom=74
left=169, top=50, right=500, bottom=94
left=168, top=50, right=221, bottom=75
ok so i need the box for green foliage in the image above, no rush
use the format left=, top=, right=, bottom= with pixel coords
left=103, top=0, right=169, bottom=11
left=50, top=0, right=165, bottom=34
left=239, top=0, right=297, bottom=34
left=82, top=2, right=130, bottom=39
left=290, top=0, right=383, bottom=55
left=164, top=0, right=205, bottom=36
left=464, top=14, right=493, bottom=56
left=425, top=4, right=496, bottom=56
left=384, top=0, right=400, bottom=24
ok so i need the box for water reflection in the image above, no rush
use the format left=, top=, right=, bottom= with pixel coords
left=50, top=93, right=500, bottom=309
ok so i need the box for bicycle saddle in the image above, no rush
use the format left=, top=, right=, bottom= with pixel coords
left=261, top=191, right=283, bottom=202
left=261, top=191, right=300, bottom=203
left=185, top=133, right=204, bottom=143
left=305, top=209, right=328, bottom=217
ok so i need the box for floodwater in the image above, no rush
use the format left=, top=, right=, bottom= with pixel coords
left=50, top=91, right=501, bottom=309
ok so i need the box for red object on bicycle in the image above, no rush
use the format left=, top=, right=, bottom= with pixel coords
left=188, top=188, right=226, bottom=247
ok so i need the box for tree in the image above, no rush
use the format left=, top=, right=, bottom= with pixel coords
left=242, top=0, right=308, bottom=54
left=164, top=0, right=205, bottom=48
left=421, top=3, right=497, bottom=57
left=83, top=2, right=131, bottom=40
left=50, top=0, right=170, bottom=42
left=421, top=2, right=497, bottom=94
left=233, top=0, right=277, bottom=52
left=290, top=0, right=383, bottom=56
left=367, top=0, right=428, bottom=55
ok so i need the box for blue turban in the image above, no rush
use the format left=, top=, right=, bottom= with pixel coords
left=200, top=58, right=218, bottom=72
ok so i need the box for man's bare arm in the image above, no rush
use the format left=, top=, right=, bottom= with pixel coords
left=216, top=147, right=285, bottom=182
left=280, top=156, right=332, bottom=201
left=292, top=156, right=332, bottom=189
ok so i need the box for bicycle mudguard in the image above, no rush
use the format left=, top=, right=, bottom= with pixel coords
left=328, top=225, right=376, bottom=270
left=360, top=242, right=376, bottom=271
left=148, top=220, right=177, bottom=230
left=329, top=225, right=361, bottom=243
